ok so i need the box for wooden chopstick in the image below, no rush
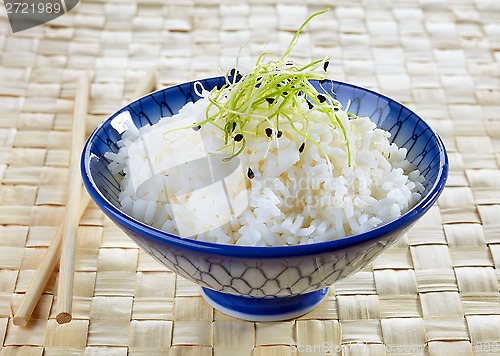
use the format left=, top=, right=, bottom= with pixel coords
left=55, top=72, right=90, bottom=324
left=13, top=73, right=91, bottom=327
left=13, top=68, right=157, bottom=326
left=54, top=69, right=156, bottom=324
left=12, top=190, right=90, bottom=327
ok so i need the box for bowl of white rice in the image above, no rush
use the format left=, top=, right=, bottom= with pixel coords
left=81, top=74, right=448, bottom=321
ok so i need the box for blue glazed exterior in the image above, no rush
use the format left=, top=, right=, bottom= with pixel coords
left=81, top=77, right=448, bottom=301
left=200, top=287, right=329, bottom=321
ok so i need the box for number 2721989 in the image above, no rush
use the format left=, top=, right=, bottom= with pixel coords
left=5, top=2, right=63, bottom=14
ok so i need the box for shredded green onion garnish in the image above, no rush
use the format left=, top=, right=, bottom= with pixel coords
left=167, top=8, right=353, bottom=173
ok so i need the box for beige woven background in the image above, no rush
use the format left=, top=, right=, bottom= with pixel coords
left=0, top=0, right=499, bottom=355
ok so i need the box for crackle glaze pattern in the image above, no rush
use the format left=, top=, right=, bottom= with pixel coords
left=114, top=221, right=405, bottom=297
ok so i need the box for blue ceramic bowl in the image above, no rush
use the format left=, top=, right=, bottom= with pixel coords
left=81, top=77, right=448, bottom=321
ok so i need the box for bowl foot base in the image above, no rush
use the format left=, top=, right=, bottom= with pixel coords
left=200, top=287, right=329, bottom=322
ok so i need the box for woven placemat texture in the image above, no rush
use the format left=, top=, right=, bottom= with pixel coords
left=1, top=0, right=500, bottom=355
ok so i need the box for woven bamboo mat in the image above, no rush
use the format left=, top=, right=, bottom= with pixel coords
left=0, top=0, right=499, bottom=355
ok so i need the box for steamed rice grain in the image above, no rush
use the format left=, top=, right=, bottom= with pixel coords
left=106, top=95, right=424, bottom=246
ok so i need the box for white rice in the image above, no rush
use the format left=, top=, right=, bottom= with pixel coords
left=105, top=93, right=424, bottom=246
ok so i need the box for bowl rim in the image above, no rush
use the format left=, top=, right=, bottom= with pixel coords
left=81, top=77, right=449, bottom=259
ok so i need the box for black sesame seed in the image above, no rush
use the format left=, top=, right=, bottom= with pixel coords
left=334, top=107, right=339, bottom=111
left=283, top=91, right=288, bottom=95
left=229, top=68, right=237, bottom=77
left=317, top=94, right=326, bottom=103
left=277, top=130, right=283, bottom=138
left=247, top=167, right=255, bottom=179
left=299, top=142, right=305, bottom=153
left=265, top=128, right=273, bottom=137
left=323, top=61, right=329, bottom=71
left=307, top=100, right=314, bottom=110
left=266, top=97, right=275, bottom=104
left=234, top=133, right=244, bottom=142
left=235, top=73, right=243, bottom=82
left=232, top=121, right=236, bottom=132
left=193, top=124, right=201, bottom=131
